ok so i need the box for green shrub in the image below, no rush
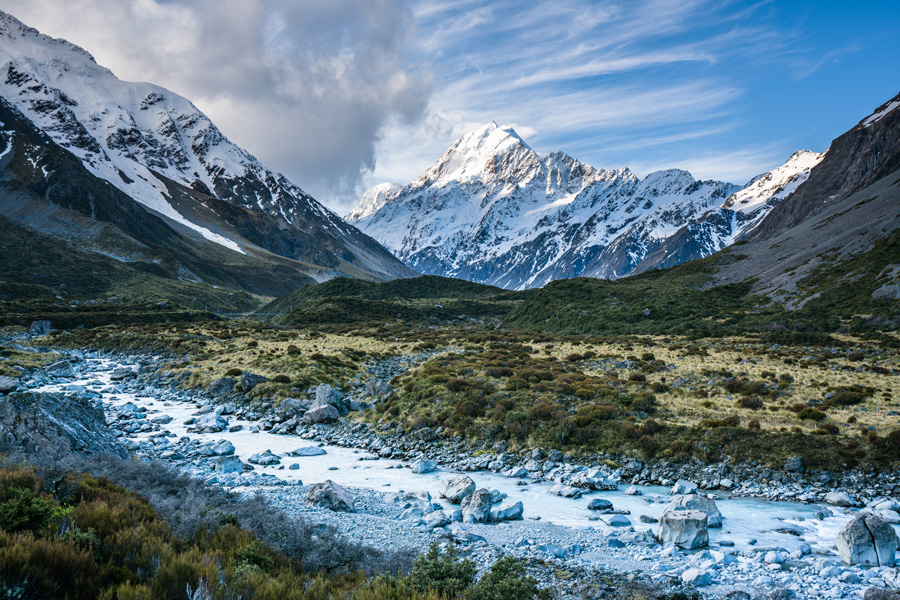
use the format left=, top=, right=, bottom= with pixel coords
left=628, top=373, right=646, bottom=382
left=224, top=367, right=243, bottom=377
left=738, top=396, right=763, bottom=410
left=411, top=543, right=476, bottom=599
left=0, top=488, right=55, bottom=533
left=466, top=555, right=545, bottom=600
left=828, top=391, right=865, bottom=406
left=797, top=408, right=826, bottom=421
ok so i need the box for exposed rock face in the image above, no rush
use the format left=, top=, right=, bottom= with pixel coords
left=664, top=494, right=723, bottom=528
left=0, top=392, right=126, bottom=458
left=749, top=92, right=900, bottom=241
left=439, top=475, right=476, bottom=504
left=836, top=515, right=900, bottom=566
left=657, top=510, right=709, bottom=549
left=461, top=488, right=493, bottom=523
left=307, top=480, right=355, bottom=512
left=29, top=320, right=51, bottom=335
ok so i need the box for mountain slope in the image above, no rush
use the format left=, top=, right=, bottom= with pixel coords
left=747, top=91, right=900, bottom=242
left=0, top=96, right=322, bottom=305
left=0, top=9, right=412, bottom=282
left=347, top=122, right=742, bottom=289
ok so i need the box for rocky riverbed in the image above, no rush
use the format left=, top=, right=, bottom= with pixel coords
left=6, top=344, right=900, bottom=599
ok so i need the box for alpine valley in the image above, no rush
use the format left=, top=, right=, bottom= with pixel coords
left=4, top=6, right=900, bottom=600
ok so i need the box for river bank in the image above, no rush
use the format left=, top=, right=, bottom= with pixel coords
left=7, top=344, right=898, bottom=599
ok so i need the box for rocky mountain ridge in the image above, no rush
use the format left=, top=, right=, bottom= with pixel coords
left=348, top=122, right=820, bottom=289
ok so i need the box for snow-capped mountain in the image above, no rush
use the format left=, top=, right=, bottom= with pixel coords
left=632, top=150, right=823, bottom=274
left=0, top=10, right=412, bottom=282
left=348, top=122, right=817, bottom=289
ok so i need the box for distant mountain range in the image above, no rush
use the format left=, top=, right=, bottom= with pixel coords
left=348, top=124, right=823, bottom=290
left=0, top=9, right=412, bottom=305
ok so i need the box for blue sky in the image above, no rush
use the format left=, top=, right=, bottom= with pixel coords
left=371, top=0, right=900, bottom=191
left=6, top=0, right=900, bottom=209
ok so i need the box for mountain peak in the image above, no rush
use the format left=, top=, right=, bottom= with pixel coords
left=0, top=10, right=99, bottom=67
left=418, top=122, right=534, bottom=185
left=860, top=91, right=900, bottom=129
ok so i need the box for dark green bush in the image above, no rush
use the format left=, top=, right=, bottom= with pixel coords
left=411, top=543, right=475, bottom=599
left=0, top=487, right=54, bottom=533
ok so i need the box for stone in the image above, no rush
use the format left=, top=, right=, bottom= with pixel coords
left=248, top=450, right=281, bottom=466
left=657, top=510, right=709, bottom=549
left=664, top=494, right=723, bottom=527
left=461, top=488, right=493, bottom=523
left=681, top=568, right=712, bottom=586
left=784, top=457, right=804, bottom=472
left=602, top=514, right=631, bottom=527
left=208, top=377, right=236, bottom=395
left=313, top=384, right=344, bottom=412
left=491, top=501, right=524, bottom=522
left=412, top=459, right=437, bottom=474
left=0, top=376, right=19, bottom=394
left=307, top=480, right=355, bottom=512
left=240, top=371, right=268, bottom=393
left=547, top=483, right=583, bottom=499
left=505, top=467, right=528, bottom=478
left=292, top=446, right=327, bottom=457
left=587, top=498, right=614, bottom=511
left=304, top=404, right=340, bottom=424
left=439, top=475, right=476, bottom=504
left=150, top=414, right=172, bottom=424
left=836, top=514, right=899, bottom=566
left=214, top=456, right=243, bottom=474
left=109, top=367, right=135, bottom=381
left=400, top=507, right=424, bottom=520
left=639, top=514, right=658, bottom=524
left=30, top=320, right=51, bottom=335
left=537, top=543, right=568, bottom=559
left=864, top=589, right=900, bottom=600
left=210, top=439, right=235, bottom=456
left=192, top=412, right=228, bottom=433
left=825, top=491, right=856, bottom=507
left=624, top=485, right=642, bottom=496
left=424, top=510, right=451, bottom=528
left=289, top=463, right=300, bottom=470
left=218, top=402, right=237, bottom=415
left=671, top=479, right=698, bottom=495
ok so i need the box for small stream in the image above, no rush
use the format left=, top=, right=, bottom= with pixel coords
left=36, top=357, right=892, bottom=557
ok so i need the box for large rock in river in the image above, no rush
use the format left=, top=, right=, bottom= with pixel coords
left=439, top=475, right=476, bottom=504
left=461, top=488, right=493, bottom=523
left=307, top=480, right=355, bottom=512
left=657, top=509, right=709, bottom=549
left=664, top=494, right=723, bottom=527
left=837, top=514, right=899, bottom=566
